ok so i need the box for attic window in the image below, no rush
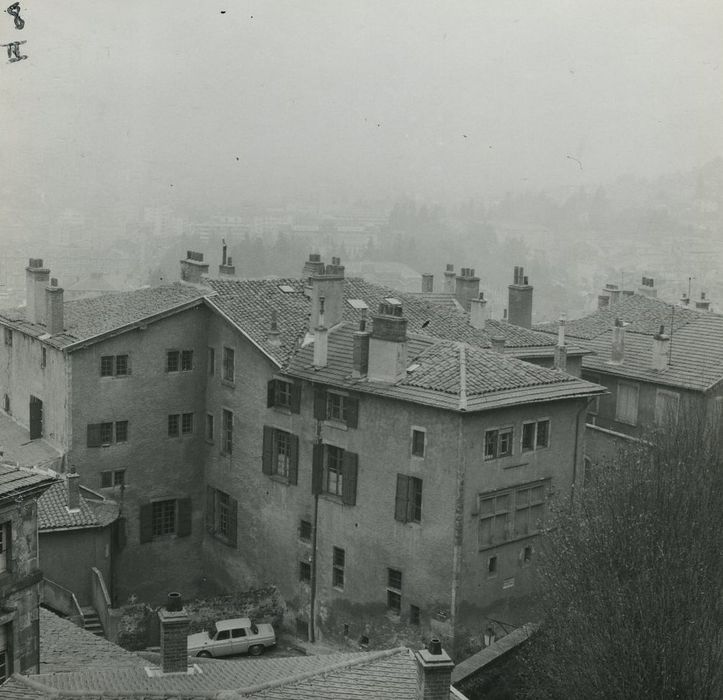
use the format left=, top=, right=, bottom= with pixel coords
left=406, top=363, right=420, bottom=373
left=278, top=284, right=296, bottom=293
left=347, top=299, right=369, bottom=310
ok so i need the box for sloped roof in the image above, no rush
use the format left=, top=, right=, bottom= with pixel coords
left=287, top=325, right=604, bottom=412
left=37, top=480, right=119, bottom=532
left=0, top=284, right=207, bottom=350
left=0, top=464, right=57, bottom=502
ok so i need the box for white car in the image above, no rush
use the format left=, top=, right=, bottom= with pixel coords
left=187, top=617, right=276, bottom=658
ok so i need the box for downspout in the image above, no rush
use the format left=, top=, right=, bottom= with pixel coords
left=449, top=412, right=465, bottom=651
left=309, top=418, right=322, bottom=643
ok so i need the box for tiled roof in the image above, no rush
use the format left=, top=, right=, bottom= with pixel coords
left=0, top=464, right=57, bottom=502
left=287, top=324, right=604, bottom=412
left=205, top=276, right=571, bottom=368
left=0, top=284, right=207, bottom=350
left=0, top=412, right=64, bottom=471
left=38, top=480, right=119, bottom=531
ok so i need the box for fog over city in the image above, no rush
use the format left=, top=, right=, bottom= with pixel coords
left=2, top=0, right=722, bottom=317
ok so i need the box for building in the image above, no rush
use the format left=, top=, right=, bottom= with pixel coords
left=0, top=253, right=603, bottom=654
left=536, top=283, right=723, bottom=463
left=0, top=463, right=57, bottom=682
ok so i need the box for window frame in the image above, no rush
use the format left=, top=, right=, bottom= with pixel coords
left=151, top=500, right=177, bottom=537
left=166, top=350, right=180, bottom=373
left=206, top=413, right=214, bottom=443
left=411, top=428, right=426, bottom=458
left=386, top=568, right=402, bottom=616
left=615, top=381, right=640, bottom=426
left=181, top=412, right=194, bottom=435
left=206, top=486, right=238, bottom=547
left=100, top=469, right=126, bottom=488
left=311, top=443, right=358, bottom=505
left=521, top=419, right=551, bottom=452
left=484, top=426, right=514, bottom=460
left=332, top=547, right=345, bottom=590
left=168, top=414, right=180, bottom=438
left=0, top=521, right=11, bottom=574
left=181, top=350, right=194, bottom=372
left=207, top=347, right=216, bottom=376
left=394, top=474, right=423, bottom=524
left=299, top=560, right=311, bottom=583
left=222, top=346, right=235, bottom=383
left=222, top=409, right=233, bottom=454
left=299, top=519, right=312, bottom=542
left=3, top=328, right=12, bottom=347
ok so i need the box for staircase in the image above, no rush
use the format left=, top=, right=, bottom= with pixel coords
left=81, top=607, right=105, bottom=638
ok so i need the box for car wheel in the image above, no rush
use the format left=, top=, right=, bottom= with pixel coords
left=249, top=645, right=264, bottom=656
left=196, top=650, right=212, bottom=658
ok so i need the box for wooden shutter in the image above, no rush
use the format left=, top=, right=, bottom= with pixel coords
left=345, top=396, right=359, bottom=428
left=87, top=423, right=102, bottom=448
left=395, top=474, right=409, bottom=523
left=313, top=387, right=327, bottom=421
left=206, top=486, right=215, bottom=533
left=342, top=451, right=358, bottom=506
left=114, top=516, right=127, bottom=550
left=177, top=498, right=192, bottom=537
left=311, top=443, right=324, bottom=495
left=139, top=504, right=153, bottom=544
left=267, top=380, right=276, bottom=408
left=289, top=382, right=301, bottom=414
left=262, top=426, right=274, bottom=475
left=288, top=433, right=299, bottom=485
left=228, top=497, right=238, bottom=547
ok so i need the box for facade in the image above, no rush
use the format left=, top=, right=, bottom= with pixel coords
left=0, top=253, right=604, bottom=653
left=0, top=464, right=57, bottom=682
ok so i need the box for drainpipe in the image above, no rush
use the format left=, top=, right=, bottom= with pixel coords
left=449, top=413, right=465, bottom=651
left=309, top=419, right=322, bottom=643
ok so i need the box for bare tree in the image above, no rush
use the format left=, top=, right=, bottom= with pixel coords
left=518, top=402, right=723, bottom=699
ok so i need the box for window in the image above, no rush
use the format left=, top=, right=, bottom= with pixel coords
left=3, top=328, right=11, bottom=347
left=2, top=395, right=9, bottom=414
left=101, top=356, right=114, bottom=376
left=0, top=623, right=9, bottom=683
left=100, top=422, right=114, bottom=444
left=478, top=481, right=547, bottom=549
left=267, top=379, right=301, bottom=413
left=223, top=347, right=235, bottom=382
left=299, top=561, right=311, bottom=582
left=139, top=498, right=191, bottom=543
left=299, top=519, right=312, bottom=542
left=387, top=569, right=402, bottom=615
left=115, top=355, right=129, bottom=376
left=102, top=354, right=130, bottom=377
left=312, top=444, right=358, bottom=504
left=521, top=420, right=550, bottom=452
left=655, top=389, right=680, bottom=426
left=411, top=429, right=426, bottom=457
left=206, top=486, right=238, bottom=547
left=166, top=351, right=179, bottom=373
left=208, top=347, right=215, bottom=376
left=313, top=387, right=359, bottom=428
left=86, top=420, right=131, bottom=446
left=101, top=469, right=125, bottom=488
left=168, top=414, right=193, bottom=436
left=484, top=427, right=514, bottom=460
left=522, top=545, right=533, bottom=565
left=181, top=350, right=193, bottom=371
left=616, top=382, right=639, bottom=425
left=332, top=547, right=345, bottom=589
left=222, top=410, right=233, bottom=454
left=168, top=414, right=179, bottom=437
left=262, top=427, right=299, bottom=483
left=206, top=414, right=214, bottom=442
left=394, top=475, right=423, bottom=523
left=41, top=347, right=46, bottom=369
left=583, top=373, right=601, bottom=420
left=115, top=421, right=128, bottom=442
left=0, top=522, right=10, bottom=573
left=167, top=350, right=193, bottom=372
left=488, top=555, right=498, bottom=576
left=181, top=413, right=194, bottom=435
left=409, top=605, right=420, bottom=626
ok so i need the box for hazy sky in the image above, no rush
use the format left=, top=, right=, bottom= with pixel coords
left=2, top=1, right=722, bottom=212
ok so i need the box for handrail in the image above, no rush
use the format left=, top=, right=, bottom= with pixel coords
left=42, top=577, right=84, bottom=622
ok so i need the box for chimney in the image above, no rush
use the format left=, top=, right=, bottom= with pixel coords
left=609, top=318, right=625, bottom=364
left=266, top=309, right=281, bottom=347
left=158, top=593, right=190, bottom=674
left=695, top=292, right=711, bottom=311
left=597, top=295, right=610, bottom=310
left=352, top=309, right=371, bottom=378
left=443, top=264, right=456, bottom=294
left=508, top=266, right=533, bottom=328
left=313, top=297, right=328, bottom=368
left=25, top=258, right=50, bottom=325
left=45, top=278, right=65, bottom=335
left=604, top=283, right=621, bottom=306
left=302, top=252, right=325, bottom=282
left=638, top=276, right=657, bottom=298
left=651, top=324, right=670, bottom=371
left=368, top=300, right=407, bottom=383
left=219, top=240, right=235, bottom=275
left=554, top=313, right=567, bottom=372
left=680, top=292, right=690, bottom=306
left=67, top=468, right=80, bottom=512
left=415, top=638, right=454, bottom=700
left=490, top=335, right=506, bottom=353
left=454, top=267, right=480, bottom=312
left=180, top=251, right=209, bottom=284
left=310, top=259, right=345, bottom=331
left=469, top=293, right=488, bottom=330
left=421, top=273, right=434, bottom=293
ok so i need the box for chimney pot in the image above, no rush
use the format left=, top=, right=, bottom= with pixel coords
left=508, top=267, right=533, bottom=328
left=166, top=592, right=183, bottom=612
left=46, top=282, right=65, bottom=335
left=428, top=638, right=442, bottom=655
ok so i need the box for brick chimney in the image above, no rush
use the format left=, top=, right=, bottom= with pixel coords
left=454, top=268, right=480, bottom=312
left=219, top=240, right=236, bottom=276
left=67, top=468, right=80, bottom=512
left=158, top=593, right=190, bottom=674
left=554, top=313, right=567, bottom=372
left=421, top=273, right=434, bottom=293
left=25, top=259, right=50, bottom=325
left=352, top=309, right=371, bottom=378
left=302, top=252, right=325, bottom=281
left=443, top=264, right=456, bottom=294
left=651, top=325, right=670, bottom=371
left=415, top=638, right=454, bottom=700
left=469, top=293, right=488, bottom=330
left=638, top=276, right=657, bottom=298
left=508, top=266, right=533, bottom=328
left=46, top=278, right=64, bottom=335
left=368, top=300, right=407, bottom=383
left=695, top=292, right=711, bottom=311
left=313, top=297, right=328, bottom=368
left=180, top=251, right=209, bottom=284
left=609, top=318, right=625, bottom=364
left=310, top=259, right=345, bottom=331
left=490, top=335, right=506, bottom=353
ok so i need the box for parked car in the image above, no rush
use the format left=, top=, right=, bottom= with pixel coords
left=187, top=617, right=276, bottom=658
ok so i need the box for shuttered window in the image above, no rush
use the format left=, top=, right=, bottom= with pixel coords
left=206, top=485, right=238, bottom=547
left=261, top=426, right=299, bottom=485
left=616, top=382, right=639, bottom=425
left=140, top=499, right=191, bottom=543
left=313, top=387, right=359, bottom=428
left=394, top=475, right=423, bottom=523
left=267, top=379, right=301, bottom=413
left=310, top=444, right=358, bottom=505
